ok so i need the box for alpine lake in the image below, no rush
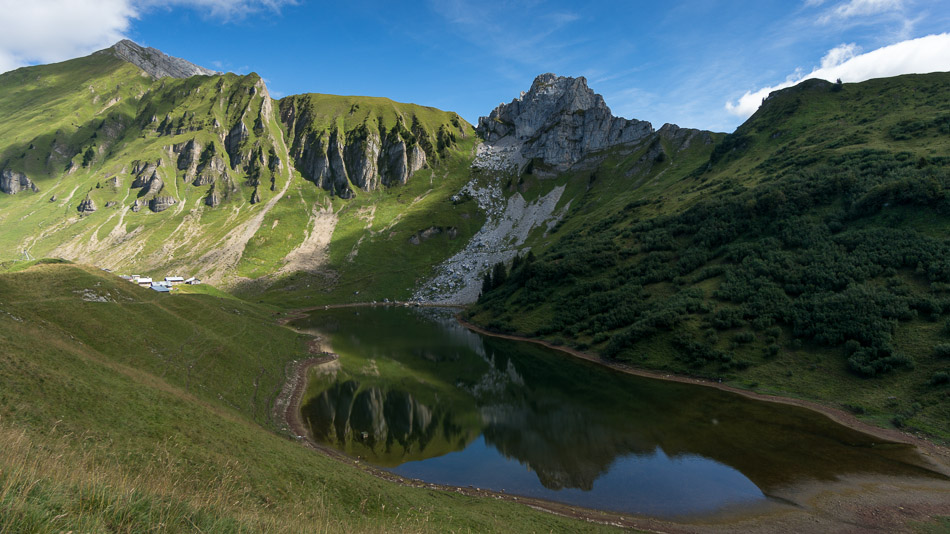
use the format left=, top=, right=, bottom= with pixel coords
left=290, top=307, right=946, bottom=519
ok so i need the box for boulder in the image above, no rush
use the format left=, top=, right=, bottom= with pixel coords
left=77, top=196, right=97, bottom=213
left=149, top=196, right=176, bottom=212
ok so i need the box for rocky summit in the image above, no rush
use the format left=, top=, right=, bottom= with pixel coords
left=102, top=39, right=219, bottom=79
left=475, top=73, right=654, bottom=173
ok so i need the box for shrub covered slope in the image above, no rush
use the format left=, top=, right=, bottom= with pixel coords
left=468, top=74, right=950, bottom=440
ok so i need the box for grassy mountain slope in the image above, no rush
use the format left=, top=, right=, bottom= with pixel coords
left=0, top=47, right=481, bottom=304
left=0, top=261, right=616, bottom=533
left=0, top=49, right=293, bottom=280
left=240, top=137, right=484, bottom=307
left=468, top=73, right=950, bottom=441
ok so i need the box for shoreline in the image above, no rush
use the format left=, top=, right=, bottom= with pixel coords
left=283, top=301, right=948, bottom=464
left=455, top=316, right=950, bottom=473
left=278, top=304, right=950, bottom=533
left=276, top=301, right=464, bottom=327
left=273, top=335, right=681, bottom=532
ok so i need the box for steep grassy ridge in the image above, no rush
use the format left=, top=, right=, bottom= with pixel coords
left=469, top=73, right=950, bottom=441
left=0, top=262, right=617, bottom=533
left=0, top=49, right=293, bottom=282
left=0, top=46, right=481, bottom=304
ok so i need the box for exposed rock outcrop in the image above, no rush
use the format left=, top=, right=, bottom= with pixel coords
left=225, top=121, right=249, bottom=170
left=283, top=123, right=430, bottom=198
left=203, top=176, right=236, bottom=207
left=288, top=127, right=354, bottom=198
left=278, top=96, right=460, bottom=199
left=657, top=122, right=714, bottom=151
left=205, top=187, right=222, bottom=207
left=409, top=226, right=458, bottom=245
left=174, top=138, right=201, bottom=181
left=0, top=169, right=39, bottom=195
left=475, top=73, right=654, bottom=173
left=130, top=160, right=160, bottom=187
left=77, top=196, right=97, bottom=213
left=344, top=126, right=381, bottom=191
left=149, top=196, right=177, bottom=212
left=104, top=39, right=218, bottom=79
left=194, top=144, right=228, bottom=186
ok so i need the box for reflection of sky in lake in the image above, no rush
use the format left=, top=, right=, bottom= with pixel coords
left=390, top=436, right=764, bottom=517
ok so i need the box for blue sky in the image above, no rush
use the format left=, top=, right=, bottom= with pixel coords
left=1, top=0, right=949, bottom=132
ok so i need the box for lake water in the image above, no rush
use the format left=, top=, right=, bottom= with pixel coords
left=292, top=307, right=940, bottom=518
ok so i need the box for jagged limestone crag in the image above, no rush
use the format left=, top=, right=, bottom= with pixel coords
left=475, top=73, right=655, bottom=173
left=174, top=139, right=202, bottom=181
left=418, top=75, right=715, bottom=305
left=0, top=169, right=39, bottom=194
left=279, top=95, right=464, bottom=198
left=192, top=144, right=229, bottom=186
left=102, top=40, right=219, bottom=79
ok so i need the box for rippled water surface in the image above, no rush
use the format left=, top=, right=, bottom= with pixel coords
left=292, top=307, right=937, bottom=517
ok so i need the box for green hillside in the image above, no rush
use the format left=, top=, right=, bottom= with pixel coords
left=0, top=261, right=617, bottom=533
left=468, top=73, right=950, bottom=441
left=0, top=46, right=479, bottom=304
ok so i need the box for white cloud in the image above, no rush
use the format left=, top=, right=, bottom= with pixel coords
left=725, top=33, right=950, bottom=118
left=0, top=0, right=135, bottom=73
left=0, top=0, right=294, bottom=74
left=820, top=43, right=860, bottom=68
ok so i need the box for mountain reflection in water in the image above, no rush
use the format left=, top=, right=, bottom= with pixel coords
left=295, top=307, right=940, bottom=517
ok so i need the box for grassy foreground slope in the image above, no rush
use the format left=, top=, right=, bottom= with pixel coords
left=0, top=262, right=616, bottom=533
left=469, top=73, right=950, bottom=442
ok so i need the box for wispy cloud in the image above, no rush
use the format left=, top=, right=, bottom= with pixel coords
left=725, top=32, right=950, bottom=118
left=819, top=0, right=904, bottom=23
left=427, top=0, right=582, bottom=71
left=139, top=0, right=297, bottom=22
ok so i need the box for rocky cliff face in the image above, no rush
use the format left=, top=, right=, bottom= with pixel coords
left=475, top=73, right=654, bottom=173
left=104, top=40, right=219, bottom=79
left=0, top=169, right=39, bottom=194
left=279, top=111, right=428, bottom=199
left=279, top=95, right=465, bottom=198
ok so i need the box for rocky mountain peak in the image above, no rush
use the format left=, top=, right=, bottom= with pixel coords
left=104, top=39, right=219, bottom=79
left=475, top=73, right=653, bottom=173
